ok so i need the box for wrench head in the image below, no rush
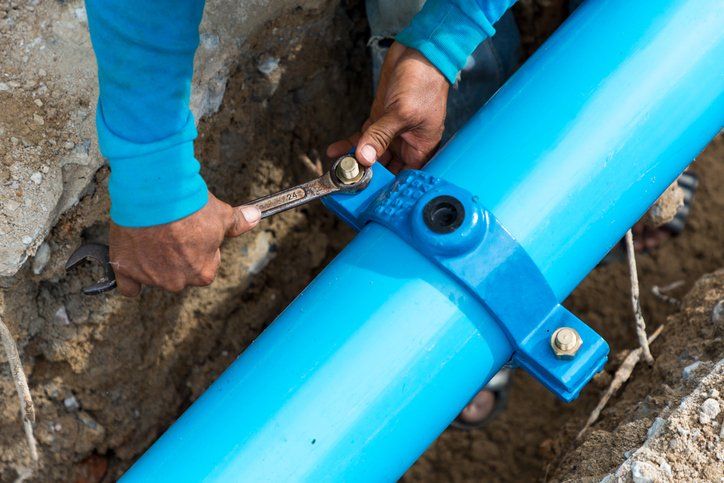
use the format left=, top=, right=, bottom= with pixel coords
left=331, top=156, right=373, bottom=193
left=65, top=243, right=117, bottom=295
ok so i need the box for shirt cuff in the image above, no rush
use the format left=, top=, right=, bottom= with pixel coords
left=396, top=0, right=496, bottom=84
left=96, top=104, right=208, bottom=227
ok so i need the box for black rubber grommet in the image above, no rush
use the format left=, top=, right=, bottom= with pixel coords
left=423, top=196, right=465, bottom=234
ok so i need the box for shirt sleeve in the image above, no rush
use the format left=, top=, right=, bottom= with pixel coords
left=85, top=0, right=209, bottom=227
left=396, top=0, right=517, bottom=84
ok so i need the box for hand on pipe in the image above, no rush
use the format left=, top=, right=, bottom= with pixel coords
left=109, top=192, right=261, bottom=296
left=328, top=42, right=449, bottom=173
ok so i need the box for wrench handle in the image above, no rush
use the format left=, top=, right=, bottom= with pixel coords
left=250, top=173, right=337, bottom=219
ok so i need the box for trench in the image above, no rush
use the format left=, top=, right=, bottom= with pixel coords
left=0, top=1, right=722, bottom=481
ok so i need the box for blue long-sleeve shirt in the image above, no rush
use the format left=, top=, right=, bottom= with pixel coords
left=86, top=0, right=515, bottom=227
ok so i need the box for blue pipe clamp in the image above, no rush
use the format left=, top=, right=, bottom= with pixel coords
left=325, top=166, right=608, bottom=401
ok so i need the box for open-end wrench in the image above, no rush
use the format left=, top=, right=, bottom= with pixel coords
left=65, top=155, right=372, bottom=295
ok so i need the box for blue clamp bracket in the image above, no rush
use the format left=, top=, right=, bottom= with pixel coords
left=324, top=164, right=608, bottom=402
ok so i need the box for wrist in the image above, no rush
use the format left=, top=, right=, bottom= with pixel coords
left=396, top=0, right=497, bottom=84
left=96, top=104, right=209, bottom=227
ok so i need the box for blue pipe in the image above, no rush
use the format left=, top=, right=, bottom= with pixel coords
left=123, top=0, right=723, bottom=480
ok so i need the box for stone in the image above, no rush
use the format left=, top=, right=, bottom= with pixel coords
left=683, top=361, right=702, bottom=379
left=53, top=306, right=70, bottom=325
left=30, top=171, right=42, bottom=184
left=631, top=460, right=659, bottom=483
left=31, top=241, right=50, bottom=274
left=64, top=395, right=79, bottom=412
left=699, top=398, right=721, bottom=425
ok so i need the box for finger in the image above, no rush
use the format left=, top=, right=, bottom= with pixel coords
left=227, top=205, right=261, bottom=237
left=327, top=139, right=354, bottom=159
left=356, top=112, right=406, bottom=167
left=327, top=132, right=362, bottom=159
left=116, top=274, right=143, bottom=298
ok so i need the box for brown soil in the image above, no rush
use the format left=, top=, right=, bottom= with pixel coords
left=1, top=0, right=722, bottom=482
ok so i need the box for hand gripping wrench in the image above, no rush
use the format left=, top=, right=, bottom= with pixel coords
left=65, top=155, right=371, bottom=295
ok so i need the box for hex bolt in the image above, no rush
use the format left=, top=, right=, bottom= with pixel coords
left=550, top=327, right=583, bottom=359
left=336, top=156, right=361, bottom=183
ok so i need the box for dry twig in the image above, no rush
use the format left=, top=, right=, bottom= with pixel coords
left=0, top=316, right=38, bottom=462
left=576, top=325, right=664, bottom=441
left=299, top=153, right=323, bottom=177
left=624, top=229, right=654, bottom=365
left=651, top=280, right=685, bottom=307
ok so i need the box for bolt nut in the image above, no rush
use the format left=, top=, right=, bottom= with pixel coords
left=550, top=327, right=583, bottom=359
left=335, top=155, right=362, bottom=184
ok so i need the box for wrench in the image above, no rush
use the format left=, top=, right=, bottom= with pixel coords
left=65, top=155, right=371, bottom=295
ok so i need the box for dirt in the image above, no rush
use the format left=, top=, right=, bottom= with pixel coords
left=1, top=0, right=722, bottom=482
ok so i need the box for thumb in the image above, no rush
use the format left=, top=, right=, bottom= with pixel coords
left=355, top=112, right=405, bottom=167
left=226, top=205, right=261, bottom=237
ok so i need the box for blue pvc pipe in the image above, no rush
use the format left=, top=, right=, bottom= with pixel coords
left=123, top=0, right=723, bottom=480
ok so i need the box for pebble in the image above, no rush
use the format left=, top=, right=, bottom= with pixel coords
left=10, top=136, right=18, bottom=145
left=63, top=140, right=75, bottom=150
left=30, top=171, right=42, bottom=184
left=32, top=241, right=50, bottom=274
left=40, top=164, right=49, bottom=174
left=258, top=56, right=281, bottom=76
left=38, top=68, right=46, bottom=77
left=699, top=398, right=721, bottom=425
left=21, top=235, right=33, bottom=246
left=710, top=388, right=720, bottom=399
left=4, top=199, right=19, bottom=212
left=54, top=306, right=70, bottom=325
left=682, top=361, right=702, bottom=379
left=64, top=395, right=79, bottom=412
left=0, top=82, right=9, bottom=92
left=711, top=300, right=723, bottom=325
left=631, top=460, right=658, bottom=483
left=33, top=113, right=44, bottom=125
left=34, top=98, right=43, bottom=107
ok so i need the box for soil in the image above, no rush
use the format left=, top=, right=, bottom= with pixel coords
left=0, top=0, right=722, bottom=482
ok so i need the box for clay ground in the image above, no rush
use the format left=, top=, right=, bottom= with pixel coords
left=0, top=0, right=722, bottom=481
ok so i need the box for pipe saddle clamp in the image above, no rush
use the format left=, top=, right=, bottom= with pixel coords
left=324, top=164, right=609, bottom=402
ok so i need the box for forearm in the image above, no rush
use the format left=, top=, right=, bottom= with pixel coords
left=86, top=0, right=208, bottom=227
left=396, top=0, right=517, bottom=83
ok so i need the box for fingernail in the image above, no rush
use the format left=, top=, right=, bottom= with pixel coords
left=241, top=206, right=261, bottom=224
left=359, top=144, right=377, bottom=165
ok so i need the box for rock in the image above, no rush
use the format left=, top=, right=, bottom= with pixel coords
left=646, top=180, right=684, bottom=227
left=30, top=171, right=42, bottom=184
left=32, top=113, right=44, bottom=125
left=683, top=361, right=702, bottom=379
left=0, top=82, right=9, bottom=91
left=53, top=306, right=70, bottom=325
left=631, top=460, right=659, bottom=483
left=699, top=398, right=720, bottom=425
left=63, top=395, right=79, bottom=412
left=31, top=241, right=50, bottom=274
left=711, top=300, right=723, bottom=325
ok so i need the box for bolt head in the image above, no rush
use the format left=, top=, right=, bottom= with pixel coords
left=336, top=155, right=361, bottom=183
left=550, top=327, right=583, bottom=359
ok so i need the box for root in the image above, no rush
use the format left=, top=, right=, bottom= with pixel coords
left=624, top=229, right=654, bottom=365
left=0, top=316, right=38, bottom=463
left=576, top=324, right=664, bottom=441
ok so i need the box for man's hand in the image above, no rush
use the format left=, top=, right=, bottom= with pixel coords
left=109, top=192, right=261, bottom=296
left=327, top=42, right=449, bottom=172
